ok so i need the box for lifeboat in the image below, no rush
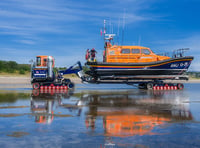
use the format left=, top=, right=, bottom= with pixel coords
left=85, top=34, right=194, bottom=81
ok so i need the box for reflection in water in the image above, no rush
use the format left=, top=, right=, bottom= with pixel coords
left=30, top=89, right=193, bottom=147
left=78, top=90, right=192, bottom=138
left=31, top=89, right=74, bottom=124
left=0, top=86, right=199, bottom=147
left=0, top=91, right=30, bottom=103
left=31, top=89, right=193, bottom=133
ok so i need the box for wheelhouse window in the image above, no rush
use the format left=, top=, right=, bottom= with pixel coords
left=141, top=49, right=151, bottom=55
left=121, top=49, right=130, bottom=54
left=43, top=58, right=47, bottom=66
left=132, top=49, right=140, bottom=54
left=36, top=57, right=41, bottom=66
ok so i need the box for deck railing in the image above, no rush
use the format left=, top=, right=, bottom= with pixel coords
left=158, top=48, right=190, bottom=58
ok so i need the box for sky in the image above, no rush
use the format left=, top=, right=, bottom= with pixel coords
left=0, top=0, right=200, bottom=71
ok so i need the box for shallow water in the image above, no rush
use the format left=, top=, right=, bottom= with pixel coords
left=0, top=83, right=200, bottom=148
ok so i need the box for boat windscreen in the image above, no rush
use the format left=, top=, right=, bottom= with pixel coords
left=141, top=49, right=151, bottom=55
left=132, top=49, right=140, bottom=54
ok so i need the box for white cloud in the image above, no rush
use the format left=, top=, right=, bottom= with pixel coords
left=0, top=0, right=168, bottom=66
left=15, top=40, right=36, bottom=45
left=0, top=0, right=159, bottom=38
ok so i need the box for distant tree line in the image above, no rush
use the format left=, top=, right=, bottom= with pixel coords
left=186, top=72, right=200, bottom=79
left=0, top=60, right=87, bottom=75
left=0, top=60, right=30, bottom=74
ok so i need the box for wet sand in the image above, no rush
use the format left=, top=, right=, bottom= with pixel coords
left=0, top=76, right=82, bottom=89
left=0, top=76, right=31, bottom=89
left=0, top=76, right=199, bottom=89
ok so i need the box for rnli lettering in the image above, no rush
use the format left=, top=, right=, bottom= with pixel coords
left=170, top=64, right=179, bottom=68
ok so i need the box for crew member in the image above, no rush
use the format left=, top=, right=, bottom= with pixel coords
left=90, top=48, right=97, bottom=62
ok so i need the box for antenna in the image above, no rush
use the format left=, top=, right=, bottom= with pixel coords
left=122, top=10, right=126, bottom=45
left=109, top=19, right=111, bottom=33
left=117, top=17, right=120, bottom=45
left=102, top=19, right=116, bottom=45
left=138, top=35, right=141, bottom=46
left=111, top=23, right=113, bottom=34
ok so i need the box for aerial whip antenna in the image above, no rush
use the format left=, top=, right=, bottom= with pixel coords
left=138, top=35, right=141, bottom=46
left=122, top=10, right=126, bottom=45
left=117, top=17, right=120, bottom=45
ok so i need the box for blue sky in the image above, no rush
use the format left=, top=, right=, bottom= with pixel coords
left=0, top=0, right=199, bottom=71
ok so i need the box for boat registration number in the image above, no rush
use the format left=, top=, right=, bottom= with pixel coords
left=170, top=62, right=189, bottom=68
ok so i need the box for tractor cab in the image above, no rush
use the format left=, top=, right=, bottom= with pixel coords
left=31, top=55, right=55, bottom=84
left=36, top=55, right=55, bottom=68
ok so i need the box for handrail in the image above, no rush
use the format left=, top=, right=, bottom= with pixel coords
left=158, top=48, right=190, bottom=58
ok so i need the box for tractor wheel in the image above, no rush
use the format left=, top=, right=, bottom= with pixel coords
left=147, top=83, right=154, bottom=90
left=32, top=83, right=40, bottom=89
left=68, top=82, right=74, bottom=89
left=177, top=83, right=184, bottom=90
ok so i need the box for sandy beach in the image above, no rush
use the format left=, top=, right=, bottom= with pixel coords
left=0, top=76, right=81, bottom=89
left=0, top=76, right=199, bottom=89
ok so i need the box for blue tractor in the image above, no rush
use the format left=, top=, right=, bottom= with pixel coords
left=31, top=55, right=84, bottom=89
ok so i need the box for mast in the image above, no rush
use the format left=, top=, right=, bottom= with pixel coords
left=102, top=20, right=116, bottom=62
left=117, top=17, right=120, bottom=45
left=103, top=19, right=106, bottom=44
left=103, top=20, right=116, bottom=45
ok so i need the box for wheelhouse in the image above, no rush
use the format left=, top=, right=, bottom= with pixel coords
left=104, top=45, right=170, bottom=63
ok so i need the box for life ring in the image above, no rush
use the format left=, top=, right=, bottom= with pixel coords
left=85, top=53, right=89, bottom=60
left=32, top=83, right=40, bottom=89
left=85, top=50, right=90, bottom=60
